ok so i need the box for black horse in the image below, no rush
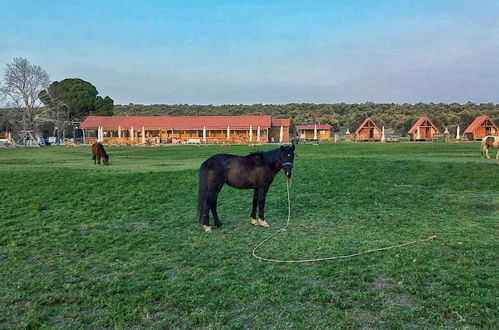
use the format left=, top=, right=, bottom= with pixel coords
left=197, top=144, right=295, bottom=232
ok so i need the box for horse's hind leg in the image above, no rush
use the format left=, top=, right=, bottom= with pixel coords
left=211, top=197, right=222, bottom=227
left=209, top=183, right=224, bottom=227
left=200, top=194, right=212, bottom=232
left=206, top=170, right=225, bottom=228
left=201, top=204, right=211, bottom=228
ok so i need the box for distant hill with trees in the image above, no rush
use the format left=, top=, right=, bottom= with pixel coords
left=114, top=102, right=499, bottom=136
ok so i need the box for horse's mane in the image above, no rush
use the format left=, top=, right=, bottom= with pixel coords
left=99, top=143, right=108, bottom=158
left=248, top=148, right=281, bottom=166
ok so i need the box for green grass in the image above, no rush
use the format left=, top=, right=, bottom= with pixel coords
left=0, top=143, right=497, bottom=328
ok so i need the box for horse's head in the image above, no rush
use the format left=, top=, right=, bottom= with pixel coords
left=103, top=156, right=109, bottom=166
left=279, top=144, right=295, bottom=179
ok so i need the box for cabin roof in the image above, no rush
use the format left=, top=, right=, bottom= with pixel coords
left=354, top=117, right=381, bottom=134
left=464, top=115, right=498, bottom=133
left=271, top=118, right=291, bottom=127
left=407, top=116, right=440, bottom=134
left=295, top=124, right=331, bottom=130
left=80, top=115, right=287, bottom=130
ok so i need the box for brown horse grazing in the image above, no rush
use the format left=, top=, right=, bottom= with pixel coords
left=92, top=142, right=109, bottom=165
left=480, top=136, right=499, bottom=159
left=198, top=144, right=295, bottom=232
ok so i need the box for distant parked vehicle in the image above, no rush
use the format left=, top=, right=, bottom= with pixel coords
left=386, top=135, right=400, bottom=142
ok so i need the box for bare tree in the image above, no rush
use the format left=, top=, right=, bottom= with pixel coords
left=0, top=57, right=50, bottom=130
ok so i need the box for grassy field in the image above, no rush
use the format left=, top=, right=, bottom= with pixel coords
left=0, top=142, right=497, bottom=328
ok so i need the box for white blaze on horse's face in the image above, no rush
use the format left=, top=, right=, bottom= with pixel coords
left=280, top=145, right=295, bottom=179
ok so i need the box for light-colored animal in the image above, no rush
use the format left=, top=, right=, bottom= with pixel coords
left=480, top=136, right=499, bottom=159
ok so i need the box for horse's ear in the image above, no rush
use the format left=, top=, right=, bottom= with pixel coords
left=280, top=145, right=284, bottom=150
left=291, top=143, right=295, bottom=151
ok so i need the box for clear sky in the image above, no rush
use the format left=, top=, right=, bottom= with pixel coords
left=1, top=0, right=498, bottom=105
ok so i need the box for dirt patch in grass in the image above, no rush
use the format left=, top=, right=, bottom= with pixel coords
left=389, top=293, right=420, bottom=309
left=371, top=277, right=394, bottom=290
left=371, top=276, right=420, bottom=309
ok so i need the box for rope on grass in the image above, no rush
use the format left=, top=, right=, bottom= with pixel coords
left=252, top=179, right=437, bottom=263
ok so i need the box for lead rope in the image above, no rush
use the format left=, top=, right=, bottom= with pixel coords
left=252, top=179, right=437, bottom=263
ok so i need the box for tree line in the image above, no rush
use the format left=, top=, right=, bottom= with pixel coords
left=115, top=102, right=499, bottom=136
left=2, top=57, right=498, bottom=138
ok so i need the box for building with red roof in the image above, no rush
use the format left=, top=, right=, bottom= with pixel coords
left=269, top=118, right=291, bottom=143
left=407, top=116, right=440, bottom=141
left=463, top=115, right=498, bottom=141
left=295, top=124, right=331, bottom=141
left=80, top=115, right=291, bottom=145
left=354, top=117, right=382, bottom=141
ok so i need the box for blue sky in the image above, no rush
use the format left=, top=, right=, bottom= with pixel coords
left=1, top=0, right=498, bottom=105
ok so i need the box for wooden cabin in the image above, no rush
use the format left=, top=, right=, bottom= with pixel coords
left=80, top=115, right=291, bottom=145
left=464, top=115, right=498, bottom=141
left=269, top=119, right=291, bottom=143
left=354, top=117, right=382, bottom=141
left=295, top=124, right=331, bottom=141
left=408, top=116, right=440, bottom=141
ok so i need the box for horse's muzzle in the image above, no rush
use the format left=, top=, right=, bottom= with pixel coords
left=283, top=163, right=293, bottom=179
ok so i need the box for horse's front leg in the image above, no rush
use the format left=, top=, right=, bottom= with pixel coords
left=257, top=185, right=270, bottom=227
left=250, top=188, right=259, bottom=226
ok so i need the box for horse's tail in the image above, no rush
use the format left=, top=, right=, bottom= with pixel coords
left=197, top=161, right=208, bottom=223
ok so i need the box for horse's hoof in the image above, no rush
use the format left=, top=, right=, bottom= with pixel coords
left=258, top=219, right=269, bottom=228
left=250, top=218, right=258, bottom=226
left=215, top=223, right=223, bottom=228
left=202, top=225, right=212, bottom=233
